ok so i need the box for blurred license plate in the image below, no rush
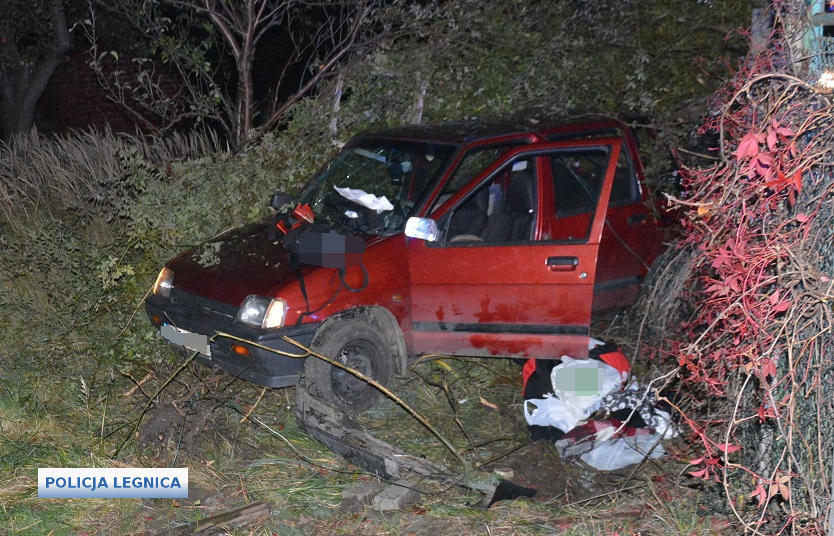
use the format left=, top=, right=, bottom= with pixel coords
left=161, top=324, right=211, bottom=356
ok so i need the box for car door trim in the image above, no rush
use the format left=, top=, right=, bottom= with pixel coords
left=412, top=321, right=589, bottom=336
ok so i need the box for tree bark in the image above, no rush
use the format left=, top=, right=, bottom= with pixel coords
left=0, top=1, right=71, bottom=141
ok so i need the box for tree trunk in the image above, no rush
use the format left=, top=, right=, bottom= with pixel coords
left=236, top=48, right=256, bottom=144
left=0, top=1, right=70, bottom=141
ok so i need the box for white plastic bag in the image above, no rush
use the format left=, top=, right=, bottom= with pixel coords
left=578, top=433, right=666, bottom=471
left=523, top=395, right=585, bottom=432
left=333, top=186, right=394, bottom=212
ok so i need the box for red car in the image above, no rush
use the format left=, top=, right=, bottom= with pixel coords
left=146, top=117, right=669, bottom=411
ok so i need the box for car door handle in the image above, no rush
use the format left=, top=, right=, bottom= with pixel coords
left=546, top=256, right=578, bottom=271
left=627, top=213, right=648, bottom=226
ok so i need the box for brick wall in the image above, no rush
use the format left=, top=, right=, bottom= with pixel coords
left=37, top=52, right=180, bottom=135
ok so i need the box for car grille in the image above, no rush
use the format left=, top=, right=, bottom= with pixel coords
left=170, top=288, right=237, bottom=321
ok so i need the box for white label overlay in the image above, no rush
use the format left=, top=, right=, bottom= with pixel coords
left=38, top=468, right=188, bottom=498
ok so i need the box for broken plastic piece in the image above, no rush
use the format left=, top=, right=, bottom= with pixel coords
left=292, top=203, right=315, bottom=223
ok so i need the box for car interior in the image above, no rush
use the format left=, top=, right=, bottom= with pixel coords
left=445, top=158, right=536, bottom=243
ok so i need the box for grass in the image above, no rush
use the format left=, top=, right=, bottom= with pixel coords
left=1, top=334, right=738, bottom=535
left=0, top=307, right=733, bottom=535
left=0, top=349, right=732, bottom=535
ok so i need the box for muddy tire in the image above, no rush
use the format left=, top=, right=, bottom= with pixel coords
left=298, top=317, right=394, bottom=413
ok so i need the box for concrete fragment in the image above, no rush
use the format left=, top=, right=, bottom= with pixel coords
left=340, top=481, right=387, bottom=513
left=372, top=480, right=420, bottom=511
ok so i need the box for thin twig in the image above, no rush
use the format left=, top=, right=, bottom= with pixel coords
left=212, top=331, right=469, bottom=470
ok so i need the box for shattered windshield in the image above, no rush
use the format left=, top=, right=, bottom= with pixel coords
left=298, top=139, right=455, bottom=234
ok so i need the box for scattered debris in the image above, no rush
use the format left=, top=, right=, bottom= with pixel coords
left=373, top=480, right=421, bottom=511
left=341, top=481, right=388, bottom=513
left=522, top=340, right=677, bottom=471
left=296, top=386, right=537, bottom=509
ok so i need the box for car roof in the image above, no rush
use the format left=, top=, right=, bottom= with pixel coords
left=355, top=114, right=631, bottom=146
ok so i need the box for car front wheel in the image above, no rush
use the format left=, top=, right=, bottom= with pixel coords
left=298, top=317, right=394, bottom=413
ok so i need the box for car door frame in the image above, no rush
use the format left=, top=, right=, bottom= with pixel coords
left=542, top=123, right=666, bottom=311
left=407, top=138, right=622, bottom=360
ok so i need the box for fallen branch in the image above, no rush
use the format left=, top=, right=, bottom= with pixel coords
left=167, top=501, right=270, bottom=535
left=213, top=331, right=469, bottom=470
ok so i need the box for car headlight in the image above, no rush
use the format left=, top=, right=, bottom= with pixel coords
left=236, top=295, right=287, bottom=329
left=152, top=267, right=174, bottom=298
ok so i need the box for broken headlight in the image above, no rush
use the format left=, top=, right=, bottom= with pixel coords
left=152, top=267, right=174, bottom=298
left=236, top=295, right=287, bottom=329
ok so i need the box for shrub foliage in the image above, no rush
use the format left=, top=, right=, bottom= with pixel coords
left=667, top=5, right=834, bottom=533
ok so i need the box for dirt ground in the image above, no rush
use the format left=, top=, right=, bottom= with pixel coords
left=123, top=353, right=732, bottom=535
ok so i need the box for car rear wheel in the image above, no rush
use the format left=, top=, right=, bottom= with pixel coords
left=298, top=317, right=394, bottom=413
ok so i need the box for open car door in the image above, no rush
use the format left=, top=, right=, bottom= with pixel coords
left=408, top=139, right=622, bottom=359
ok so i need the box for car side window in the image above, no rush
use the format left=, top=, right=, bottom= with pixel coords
left=548, top=131, right=638, bottom=207
left=442, top=158, right=537, bottom=244
left=430, top=143, right=525, bottom=213
left=550, top=148, right=610, bottom=242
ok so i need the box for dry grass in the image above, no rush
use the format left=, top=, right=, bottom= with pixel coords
left=0, top=350, right=728, bottom=535
left=0, top=127, right=222, bottom=224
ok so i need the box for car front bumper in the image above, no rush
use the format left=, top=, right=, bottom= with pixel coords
left=146, top=290, right=318, bottom=388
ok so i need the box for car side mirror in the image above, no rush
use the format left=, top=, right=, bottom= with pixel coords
left=269, top=192, right=295, bottom=212
left=404, top=217, right=439, bottom=242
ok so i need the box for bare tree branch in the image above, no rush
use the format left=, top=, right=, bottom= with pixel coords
left=84, top=0, right=392, bottom=144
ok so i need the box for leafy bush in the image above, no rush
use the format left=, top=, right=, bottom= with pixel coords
left=661, top=11, right=834, bottom=533
left=0, top=126, right=329, bottom=425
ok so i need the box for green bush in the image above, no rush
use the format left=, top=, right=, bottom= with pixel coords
left=0, top=127, right=328, bottom=421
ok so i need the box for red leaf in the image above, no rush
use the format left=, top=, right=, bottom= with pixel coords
left=772, top=300, right=791, bottom=312
left=688, top=468, right=709, bottom=479
left=711, top=253, right=730, bottom=269
left=776, top=126, right=794, bottom=138
left=796, top=213, right=810, bottom=223
left=717, top=443, right=741, bottom=453
left=750, top=484, right=767, bottom=507
left=753, top=153, right=772, bottom=178
left=793, top=169, right=803, bottom=192
left=736, top=133, right=760, bottom=159
left=766, top=129, right=778, bottom=150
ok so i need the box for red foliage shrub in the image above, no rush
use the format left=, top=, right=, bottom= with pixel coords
left=666, top=6, right=834, bottom=533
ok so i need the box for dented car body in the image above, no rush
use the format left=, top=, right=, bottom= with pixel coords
left=146, top=117, right=669, bottom=409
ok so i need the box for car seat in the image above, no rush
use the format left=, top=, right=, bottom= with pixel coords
left=446, top=186, right=489, bottom=240
left=481, top=170, right=535, bottom=242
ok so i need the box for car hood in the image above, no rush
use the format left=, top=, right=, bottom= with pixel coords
left=167, top=221, right=382, bottom=308
left=167, top=221, right=298, bottom=307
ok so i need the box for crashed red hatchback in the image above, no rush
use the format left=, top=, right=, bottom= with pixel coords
left=145, top=116, right=669, bottom=411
